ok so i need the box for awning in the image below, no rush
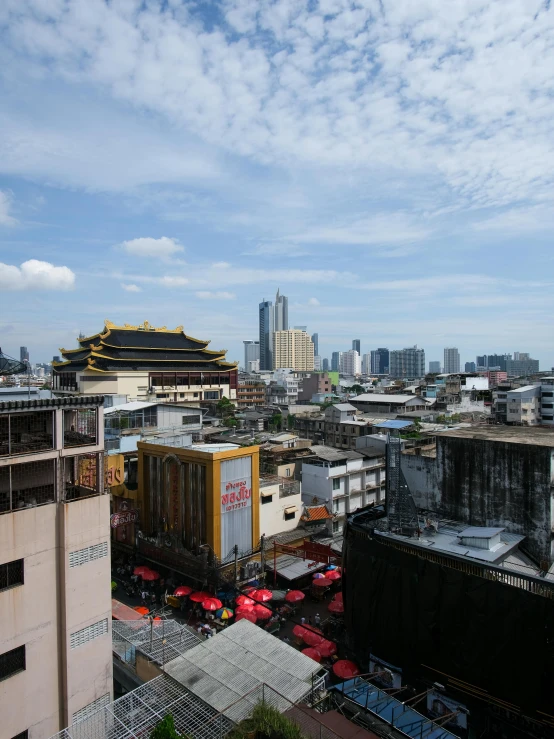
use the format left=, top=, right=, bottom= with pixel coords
left=261, top=491, right=274, bottom=498
left=285, top=506, right=298, bottom=514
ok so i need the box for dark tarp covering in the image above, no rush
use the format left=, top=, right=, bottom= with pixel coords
left=343, top=525, right=554, bottom=721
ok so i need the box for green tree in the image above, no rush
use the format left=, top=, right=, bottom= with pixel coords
left=149, top=715, right=190, bottom=739
left=287, top=413, right=296, bottom=430
left=217, top=396, right=235, bottom=417
left=223, top=417, right=238, bottom=428
left=269, top=413, right=283, bottom=431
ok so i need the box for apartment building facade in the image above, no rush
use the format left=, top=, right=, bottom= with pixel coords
left=236, top=380, right=267, bottom=408
left=273, top=330, right=314, bottom=371
left=389, top=346, right=425, bottom=378
left=0, top=397, right=112, bottom=738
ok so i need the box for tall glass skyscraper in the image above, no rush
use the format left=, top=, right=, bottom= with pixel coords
left=274, top=289, right=289, bottom=332
left=258, top=300, right=274, bottom=370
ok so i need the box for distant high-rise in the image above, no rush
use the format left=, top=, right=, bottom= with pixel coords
left=243, top=340, right=260, bottom=370
left=294, top=325, right=307, bottom=332
left=352, top=339, right=360, bottom=354
left=443, top=347, right=460, bottom=374
left=429, top=361, right=441, bottom=373
left=370, top=348, right=389, bottom=374
left=331, top=351, right=342, bottom=372
left=465, top=361, right=476, bottom=372
left=20, top=346, right=29, bottom=363
left=311, top=333, right=319, bottom=356
left=259, top=300, right=274, bottom=371
left=487, top=354, right=510, bottom=371
left=340, top=350, right=361, bottom=376
left=314, top=355, right=322, bottom=370
left=52, top=355, right=61, bottom=364
left=322, top=358, right=329, bottom=371
left=273, top=330, right=314, bottom=371
left=361, top=353, right=372, bottom=374
left=389, top=346, right=425, bottom=378
left=275, top=289, right=289, bottom=332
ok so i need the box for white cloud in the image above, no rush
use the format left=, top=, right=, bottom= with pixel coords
left=308, top=297, right=320, bottom=305
left=121, top=283, right=141, bottom=292
left=0, top=190, right=17, bottom=226
left=119, top=237, right=184, bottom=259
left=0, top=259, right=75, bottom=291
left=293, top=213, right=433, bottom=247
left=159, top=276, right=189, bottom=287
left=246, top=243, right=310, bottom=257
left=195, top=291, right=236, bottom=300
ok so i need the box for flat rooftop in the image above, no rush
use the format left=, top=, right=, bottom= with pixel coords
left=438, top=425, right=554, bottom=447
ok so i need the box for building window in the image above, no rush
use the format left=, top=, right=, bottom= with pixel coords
left=543, top=404, right=553, bottom=409
left=285, top=469, right=291, bottom=477
left=69, top=542, right=108, bottom=568
left=204, top=391, right=219, bottom=400
left=0, top=645, right=25, bottom=681
left=157, top=393, right=169, bottom=399
left=72, top=693, right=110, bottom=724
left=70, top=618, right=108, bottom=650
left=333, top=499, right=339, bottom=513
left=0, top=559, right=24, bottom=591
left=284, top=509, right=296, bottom=521
left=261, top=495, right=272, bottom=504
left=63, top=409, right=97, bottom=448
left=332, top=520, right=339, bottom=533
left=543, top=415, right=554, bottom=420
left=182, top=415, right=201, bottom=425
left=543, top=392, right=554, bottom=398
left=332, top=478, right=341, bottom=490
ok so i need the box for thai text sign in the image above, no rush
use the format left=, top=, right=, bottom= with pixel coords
left=110, top=509, right=139, bottom=528
left=221, top=480, right=251, bottom=512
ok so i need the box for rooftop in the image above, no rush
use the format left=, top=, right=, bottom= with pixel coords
left=506, top=384, right=541, bottom=394
left=438, top=425, right=554, bottom=447
left=301, top=504, right=333, bottom=522
left=308, top=445, right=363, bottom=462
left=332, top=403, right=357, bottom=411
left=374, top=419, right=414, bottom=430
left=352, top=394, right=423, bottom=404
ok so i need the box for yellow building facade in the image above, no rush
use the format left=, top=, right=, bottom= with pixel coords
left=273, top=329, right=314, bottom=371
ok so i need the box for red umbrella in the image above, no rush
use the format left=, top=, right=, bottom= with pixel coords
left=317, top=640, right=337, bottom=658
left=328, top=600, right=344, bottom=614
left=333, top=660, right=360, bottom=679
left=326, top=570, right=341, bottom=581
left=174, top=585, right=193, bottom=597
left=333, top=592, right=343, bottom=603
left=142, top=569, right=160, bottom=581
left=235, top=594, right=255, bottom=606
left=303, top=629, right=325, bottom=647
left=285, top=590, right=305, bottom=603
left=133, top=606, right=149, bottom=615
left=190, top=591, right=212, bottom=603
left=250, top=589, right=273, bottom=603
left=312, top=577, right=332, bottom=587
left=235, top=612, right=257, bottom=624
left=253, top=604, right=272, bottom=620
left=292, top=624, right=307, bottom=639
left=202, top=598, right=223, bottom=612
left=302, top=648, right=322, bottom=662
left=236, top=603, right=256, bottom=614
left=133, top=565, right=150, bottom=576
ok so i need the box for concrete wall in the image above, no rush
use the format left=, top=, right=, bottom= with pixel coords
left=259, top=483, right=302, bottom=538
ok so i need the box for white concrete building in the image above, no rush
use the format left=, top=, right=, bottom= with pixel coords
left=301, top=446, right=385, bottom=535
left=259, top=476, right=302, bottom=538
left=339, top=350, right=361, bottom=376
left=443, top=347, right=460, bottom=374
left=0, top=396, right=112, bottom=738
left=541, top=377, right=554, bottom=426
left=361, top=353, right=372, bottom=375
left=498, top=385, right=542, bottom=426
left=313, top=355, right=322, bottom=370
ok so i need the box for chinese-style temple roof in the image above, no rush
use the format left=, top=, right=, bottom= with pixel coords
left=54, top=320, right=238, bottom=373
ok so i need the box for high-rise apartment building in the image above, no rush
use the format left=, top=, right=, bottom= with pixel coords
left=370, top=348, right=389, bottom=374
left=313, top=355, right=322, bottom=370
left=322, top=358, right=329, bottom=371
left=0, top=396, right=112, bottom=737
left=443, top=347, right=460, bottom=374
left=331, top=351, right=343, bottom=372
left=352, top=339, right=360, bottom=354
left=476, top=355, right=487, bottom=368
left=429, top=361, right=441, bottom=373
left=311, top=333, right=319, bottom=356
left=465, top=361, right=476, bottom=372
left=243, top=340, right=260, bottom=370
left=361, top=353, right=372, bottom=375
left=389, top=346, right=425, bottom=378
left=274, top=289, right=289, bottom=332
left=259, top=300, right=274, bottom=371
left=20, top=346, right=29, bottom=363
left=340, top=350, right=361, bottom=376
left=273, top=330, right=314, bottom=371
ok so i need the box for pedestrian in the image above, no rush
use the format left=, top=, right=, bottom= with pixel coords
left=314, top=613, right=321, bottom=627
left=141, top=590, right=148, bottom=606
left=300, top=616, right=306, bottom=625
left=151, top=592, right=157, bottom=607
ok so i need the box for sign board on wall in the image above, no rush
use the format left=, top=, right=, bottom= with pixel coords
left=369, top=654, right=403, bottom=690
left=220, top=457, right=253, bottom=560
left=426, top=692, right=469, bottom=730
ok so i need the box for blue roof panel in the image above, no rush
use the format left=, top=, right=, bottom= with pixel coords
left=374, top=420, right=414, bottom=429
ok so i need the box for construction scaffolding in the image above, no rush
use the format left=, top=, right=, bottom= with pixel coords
left=112, top=619, right=201, bottom=668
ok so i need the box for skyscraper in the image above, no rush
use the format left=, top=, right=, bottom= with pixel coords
left=273, top=330, right=314, bottom=371
left=331, top=351, right=342, bottom=372
left=352, top=339, right=360, bottom=354
left=340, top=350, right=361, bottom=375
left=311, top=333, right=319, bottom=356
left=258, top=300, right=274, bottom=371
left=322, top=358, right=329, bottom=371
left=389, top=346, right=425, bottom=378
left=274, top=289, right=289, bottom=331
left=361, top=353, right=372, bottom=374
left=443, top=347, right=460, bottom=374
left=20, top=346, right=29, bottom=363
left=429, top=361, right=441, bottom=373
left=243, top=340, right=260, bottom=370
left=465, top=361, right=476, bottom=372
left=370, top=348, right=389, bottom=374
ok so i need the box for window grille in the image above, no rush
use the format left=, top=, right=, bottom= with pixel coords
left=70, top=619, right=108, bottom=650
left=0, top=460, right=57, bottom=515
left=64, top=409, right=97, bottom=448
left=72, top=693, right=110, bottom=724
left=0, top=559, right=24, bottom=591
left=69, top=542, right=108, bottom=568
left=0, top=645, right=25, bottom=681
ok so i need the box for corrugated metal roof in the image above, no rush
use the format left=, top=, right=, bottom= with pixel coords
left=266, top=554, right=327, bottom=580
left=459, top=526, right=505, bottom=538
left=309, top=445, right=362, bottom=461
left=353, top=394, right=420, bottom=403
left=104, top=401, right=156, bottom=413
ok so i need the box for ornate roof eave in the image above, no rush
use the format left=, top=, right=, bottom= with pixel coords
left=86, top=351, right=228, bottom=364
left=97, top=341, right=222, bottom=355
left=103, top=320, right=210, bottom=345
left=59, top=346, right=91, bottom=355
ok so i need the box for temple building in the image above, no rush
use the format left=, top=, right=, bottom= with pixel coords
left=53, top=320, right=238, bottom=403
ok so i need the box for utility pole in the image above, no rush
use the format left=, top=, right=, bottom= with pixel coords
left=260, top=534, right=265, bottom=584
left=233, top=544, right=238, bottom=583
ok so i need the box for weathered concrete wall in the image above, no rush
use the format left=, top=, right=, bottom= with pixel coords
left=401, top=454, right=439, bottom=510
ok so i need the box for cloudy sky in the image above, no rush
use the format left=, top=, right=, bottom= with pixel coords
left=1, top=0, right=553, bottom=369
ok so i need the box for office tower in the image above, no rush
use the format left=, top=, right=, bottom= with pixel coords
left=0, top=397, right=112, bottom=737
left=274, top=289, right=289, bottom=331
left=52, top=355, right=61, bottom=364
left=429, top=361, right=441, bottom=373
left=19, top=346, right=29, bottom=363
left=389, top=346, right=425, bottom=378
left=314, top=355, right=322, bottom=370
left=370, top=348, right=390, bottom=374
left=476, top=355, right=487, bottom=368
left=340, top=350, right=361, bottom=375
left=465, top=361, right=476, bottom=372
left=506, top=355, right=539, bottom=377
left=362, top=353, right=372, bottom=374
left=273, top=330, right=314, bottom=371
left=352, top=339, right=361, bottom=354
left=322, top=358, right=329, bottom=371
left=331, top=351, right=342, bottom=372
left=258, top=301, right=274, bottom=371
left=243, top=340, right=260, bottom=370
left=443, top=347, right=460, bottom=374
left=311, top=333, right=319, bottom=356
left=487, top=354, right=510, bottom=371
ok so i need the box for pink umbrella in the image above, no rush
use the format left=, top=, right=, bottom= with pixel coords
left=316, top=640, right=337, bottom=658
left=236, top=594, right=255, bottom=606
left=250, top=589, right=273, bottom=603
left=312, top=577, right=332, bottom=587
left=174, top=585, right=193, bottom=597
left=235, top=612, right=257, bottom=624
left=142, top=569, right=160, bottom=581
left=302, top=648, right=322, bottom=663
left=253, top=604, right=272, bottom=620
left=133, top=565, right=150, bottom=576
left=328, top=600, right=344, bottom=614
left=190, top=591, right=212, bottom=603
left=202, top=597, right=223, bottom=612
left=333, top=660, right=360, bottom=679
left=303, top=629, right=325, bottom=648
left=313, top=572, right=325, bottom=579
left=285, top=590, right=305, bottom=603
left=334, top=592, right=343, bottom=603
left=326, top=570, right=341, bottom=581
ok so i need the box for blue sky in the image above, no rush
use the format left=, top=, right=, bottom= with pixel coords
left=1, top=0, right=553, bottom=370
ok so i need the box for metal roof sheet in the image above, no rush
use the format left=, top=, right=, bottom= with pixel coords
left=459, top=526, right=505, bottom=538
left=266, top=554, right=327, bottom=580
left=374, top=420, right=414, bottom=429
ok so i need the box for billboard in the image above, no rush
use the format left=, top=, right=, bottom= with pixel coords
left=220, top=457, right=252, bottom=561
left=369, top=654, right=403, bottom=689
left=426, top=692, right=469, bottom=730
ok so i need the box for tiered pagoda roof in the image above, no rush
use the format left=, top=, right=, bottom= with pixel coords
left=53, top=320, right=238, bottom=373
